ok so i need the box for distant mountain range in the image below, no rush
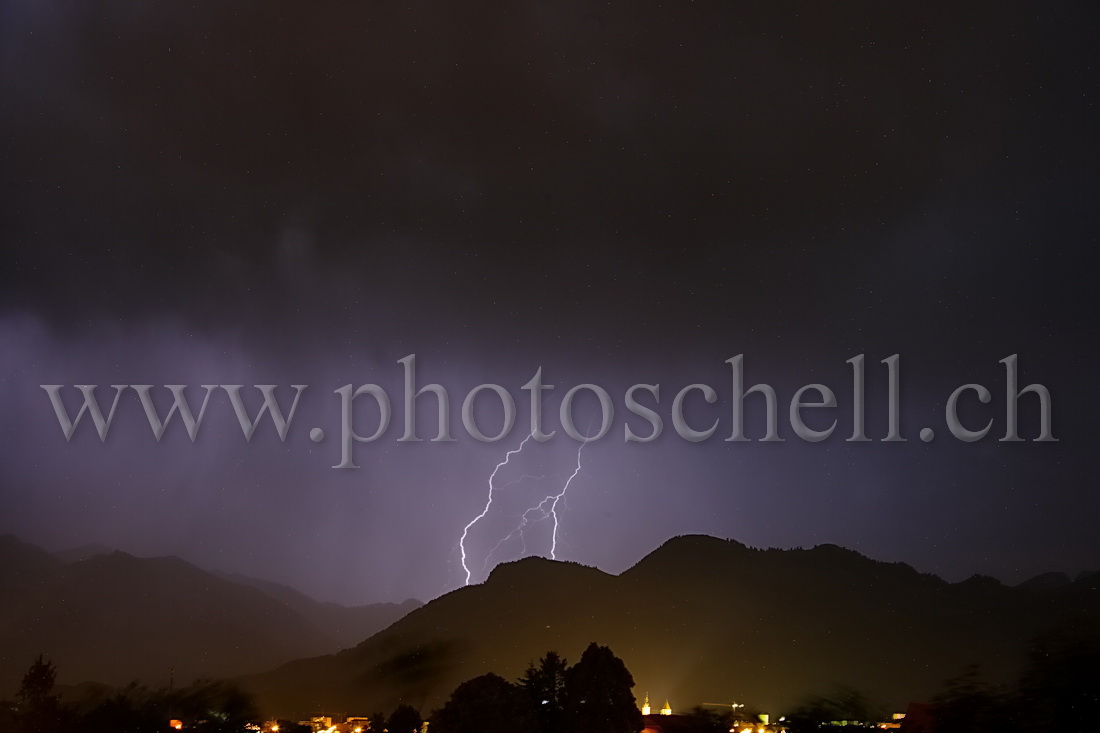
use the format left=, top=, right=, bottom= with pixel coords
left=241, top=535, right=1099, bottom=720
left=0, top=535, right=420, bottom=693
left=2, top=533, right=1096, bottom=720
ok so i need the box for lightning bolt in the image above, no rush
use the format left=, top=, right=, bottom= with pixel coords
left=480, top=475, right=561, bottom=574
left=465, top=434, right=590, bottom=583
left=458, top=433, right=535, bottom=586
left=546, top=436, right=586, bottom=560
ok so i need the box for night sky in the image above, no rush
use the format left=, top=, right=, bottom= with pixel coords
left=1, top=1, right=1096, bottom=605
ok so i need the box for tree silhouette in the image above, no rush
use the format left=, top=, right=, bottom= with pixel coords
left=563, top=643, right=641, bottom=733
left=432, top=673, right=535, bottom=733
left=15, top=655, right=59, bottom=733
left=387, top=704, right=423, bottom=733
left=369, top=710, right=389, bottom=731
left=520, top=651, right=568, bottom=733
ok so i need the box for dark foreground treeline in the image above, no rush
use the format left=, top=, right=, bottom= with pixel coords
left=0, top=665, right=255, bottom=733
left=3, top=624, right=1098, bottom=733
left=900, top=620, right=1099, bottom=733
left=0, top=643, right=641, bottom=733
left=783, top=620, right=1100, bottom=733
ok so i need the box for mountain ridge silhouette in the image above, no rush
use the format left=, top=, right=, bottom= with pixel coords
left=242, top=534, right=1099, bottom=719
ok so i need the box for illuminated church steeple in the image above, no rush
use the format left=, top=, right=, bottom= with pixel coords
left=661, top=700, right=673, bottom=716
left=641, top=694, right=651, bottom=716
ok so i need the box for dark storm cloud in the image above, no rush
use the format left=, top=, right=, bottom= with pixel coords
left=1, top=1, right=1097, bottom=602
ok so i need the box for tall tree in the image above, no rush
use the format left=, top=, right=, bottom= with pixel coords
left=563, top=643, right=641, bottom=733
left=15, top=655, right=59, bottom=733
left=387, top=704, right=423, bottom=733
left=520, top=652, right=568, bottom=733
